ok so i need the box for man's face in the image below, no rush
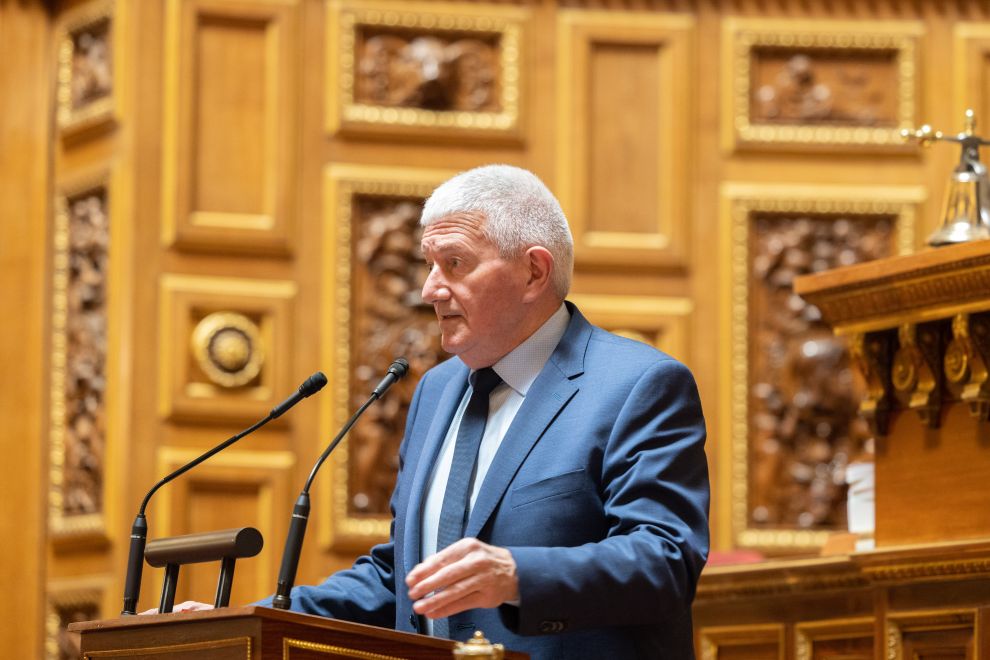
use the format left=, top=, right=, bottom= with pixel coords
left=420, top=212, right=530, bottom=369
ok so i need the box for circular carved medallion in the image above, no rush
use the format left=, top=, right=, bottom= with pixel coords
left=191, top=312, right=264, bottom=388
left=944, top=339, right=970, bottom=384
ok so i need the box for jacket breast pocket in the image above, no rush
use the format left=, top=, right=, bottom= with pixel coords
left=510, top=469, right=589, bottom=509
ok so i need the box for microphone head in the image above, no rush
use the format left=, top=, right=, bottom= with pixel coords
left=389, top=358, right=409, bottom=379
left=301, top=371, right=328, bottom=397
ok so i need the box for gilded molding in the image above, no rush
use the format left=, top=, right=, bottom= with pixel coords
left=328, top=1, right=526, bottom=140
left=56, top=0, right=118, bottom=137
left=283, top=638, right=405, bottom=660
left=723, top=18, right=921, bottom=151
left=722, top=183, right=919, bottom=550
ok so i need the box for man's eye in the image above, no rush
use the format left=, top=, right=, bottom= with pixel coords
left=450, top=258, right=461, bottom=268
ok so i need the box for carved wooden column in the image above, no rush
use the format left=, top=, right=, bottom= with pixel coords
left=795, top=239, right=990, bottom=547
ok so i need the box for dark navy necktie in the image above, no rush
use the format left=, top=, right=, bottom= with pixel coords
left=433, top=367, right=502, bottom=638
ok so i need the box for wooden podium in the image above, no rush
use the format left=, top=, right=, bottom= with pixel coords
left=69, top=606, right=529, bottom=659
left=794, top=238, right=990, bottom=547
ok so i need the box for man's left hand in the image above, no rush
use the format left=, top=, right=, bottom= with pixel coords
left=406, top=537, right=519, bottom=619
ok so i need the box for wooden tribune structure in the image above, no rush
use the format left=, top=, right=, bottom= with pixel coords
left=69, top=606, right=528, bottom=659
left=694, top=240, right=990, bottom=659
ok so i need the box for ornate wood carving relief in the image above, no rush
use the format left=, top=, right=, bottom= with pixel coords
left=356, top=32, right=500, bottom=113
left=68, top=18, right=111, bottom=111
left=723, top=18, right=920, bottom=151
left=749, top=213, right=893, bottom=531
left=57, top=1, right=117, bottom=134
left=51, top=185, right=110, bottom=537
left=158, top=275, right=296, bottom=423
left=323, top=166, right=455, bottom=550
left=751, top=49, right=897, bottom=126
left=348, top=196, right=447, bottom=516
left=49, top=600, right=98, bottom=660
left=328, top=2, right=525, bottom=140
left=725, top=183, right=920, bottom=550
left=45, top=581, right=105, bottom=660
left=945, top=313, right=990, bottom=421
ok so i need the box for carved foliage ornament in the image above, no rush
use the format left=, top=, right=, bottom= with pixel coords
left=52, top=187, right=110, bottom=521
left=749, top=214, right=893, bottom=530
left=348, top=196, right=447, bottom=515
left=57, top=2, right=115, bottom=133
left=356, top=32, right=499, bottom=113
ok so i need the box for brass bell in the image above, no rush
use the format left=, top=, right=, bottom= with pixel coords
left=452, top=631, right=505, bottom=659
left=902, top=109, right=990, bottom=246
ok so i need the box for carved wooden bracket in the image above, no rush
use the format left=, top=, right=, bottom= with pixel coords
left=850, top=330, right=896, bottom=437
left=945, top=313, right=990, bottom=421
left=892, top=322, right=945, bottom=429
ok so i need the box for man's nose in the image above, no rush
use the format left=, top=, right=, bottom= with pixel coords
left=421, top=267, right=450, bottom=303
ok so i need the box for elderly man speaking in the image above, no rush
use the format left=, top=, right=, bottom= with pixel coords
left=276, top=164, right=709, bottom=658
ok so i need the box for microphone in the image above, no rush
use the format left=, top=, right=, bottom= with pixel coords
left=120, top=371, right=327, bottom=615
left=272, top=358, right=410, bottom=610
left=271, top=372, right=328, bottom=419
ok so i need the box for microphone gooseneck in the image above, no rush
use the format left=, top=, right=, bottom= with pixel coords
left=120, top=371, right=327, bottom=615
left=272, top=358, right=409, bottom=610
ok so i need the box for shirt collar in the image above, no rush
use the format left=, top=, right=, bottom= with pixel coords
left=487, top=303, right=570, bottom=397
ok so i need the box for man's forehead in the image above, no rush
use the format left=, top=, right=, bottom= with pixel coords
left=420, top=212, right=488, bottom=248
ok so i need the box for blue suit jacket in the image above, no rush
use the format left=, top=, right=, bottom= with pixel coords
left=275, top=304, right=710, bottom=659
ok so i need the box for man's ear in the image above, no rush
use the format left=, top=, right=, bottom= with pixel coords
left=522, top=246, right=554, bottom=301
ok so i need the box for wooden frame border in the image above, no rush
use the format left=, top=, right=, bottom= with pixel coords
left=161, top=0, right=299, bottom=255
left=556, top=10, right=694, bottom=268
left=698, top=623, right=786, bottom=660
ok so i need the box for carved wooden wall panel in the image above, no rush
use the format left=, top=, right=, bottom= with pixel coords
left=154, top=448, right=294, bottom=608
left=50, top=172, right=117, bottom=543
left=56, top=0, right=119, bottom=136
left=158, top=274, right=296, bottom=423
left=794, top=618, right=874, bottom=660
left=161, top=0, right=298, bottom=254
left=320, top=165, right=453, bottom=550
left=722, top=183, right=922, bottom=551
left=887, top=611, right=976, bottom=660
left=557, top=11, right=692, bottom=268
left=722, top=18, right=920, bottom=151
left=327, top=1, right=526, bottom=141
left=698, top=624, right=786, bottom=660
left=45, top=578, right=108, bottom=660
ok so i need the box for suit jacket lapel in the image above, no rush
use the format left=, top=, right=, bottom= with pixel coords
left=401, top=362, right=470, bottom=572
left=465, top=304, right=592, bottom=539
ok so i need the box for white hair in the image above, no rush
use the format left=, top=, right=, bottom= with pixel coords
left=420, top=164, right=574, bottom=299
